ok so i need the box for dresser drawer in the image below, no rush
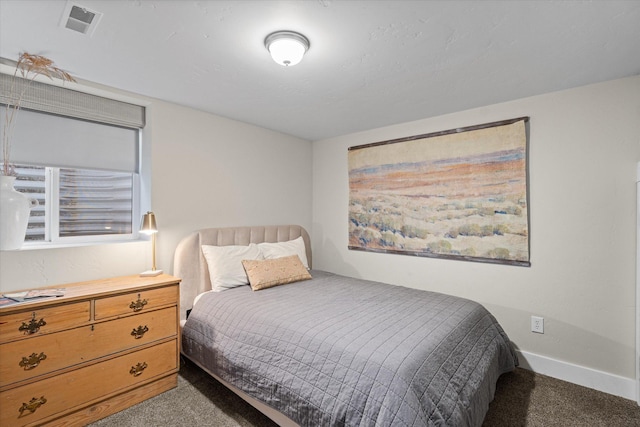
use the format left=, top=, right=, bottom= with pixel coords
left=0, top=302, right=90, bottom=344
left=0, top=340, right=177, bottom=426
left=0, top=307, right=178, bottom=388
left=94, top=285, right=178, bottom=320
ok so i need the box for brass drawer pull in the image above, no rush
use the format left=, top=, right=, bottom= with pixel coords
left=18, top=396, right=47, bottom=416
left=18, top=313, right=47, bottom=335
left=131, top=325, right=149, bottom=339
left=129, top=294, right=148, bottom=312
left=129, top=362, right=148, bottom=377
left=19, top=352, right=47, bottom=370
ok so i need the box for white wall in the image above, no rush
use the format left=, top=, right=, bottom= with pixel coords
left=0, top=96, right=312, bottom=292
left=0, top=72, right=637, bottom=398
left=312, top=76, right=640, bottom=391
left=149, top=100, right=313, bottom=274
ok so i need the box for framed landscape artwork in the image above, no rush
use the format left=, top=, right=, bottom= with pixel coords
left=348, top=117, right=530, bottom=266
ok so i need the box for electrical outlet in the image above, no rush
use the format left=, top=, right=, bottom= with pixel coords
left=531, top=316, right=544, bottom=334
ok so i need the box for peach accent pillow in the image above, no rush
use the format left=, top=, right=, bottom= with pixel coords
left=242, top=255, right=312, bottom=291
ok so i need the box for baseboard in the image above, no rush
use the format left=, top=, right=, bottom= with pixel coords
left=516, top=350, right=636, bottom=401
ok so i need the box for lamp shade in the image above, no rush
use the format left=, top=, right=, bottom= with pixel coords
left=265, top=31, right=309, bottom=66
left=139, top=211, right=157, bottom=234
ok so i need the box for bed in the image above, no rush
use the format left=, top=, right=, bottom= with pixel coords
left=176, top=225, right=517, bottom=427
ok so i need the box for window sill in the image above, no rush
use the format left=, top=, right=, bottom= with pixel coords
left=5, top=238, right=147, bottom=252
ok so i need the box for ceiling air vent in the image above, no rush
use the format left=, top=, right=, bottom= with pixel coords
left=59, top=1, right=102, bottom=36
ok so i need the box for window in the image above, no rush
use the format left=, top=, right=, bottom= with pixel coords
left=59, top=168, right=135, bottom=238
left=1, top=71, right=146, bottom=247
left=14, top=164, right=136, bottom=243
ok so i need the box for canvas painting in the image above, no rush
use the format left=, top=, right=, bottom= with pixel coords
left=348, top=117, right=530, bottom=266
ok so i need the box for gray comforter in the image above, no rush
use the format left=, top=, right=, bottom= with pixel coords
left=182, top=270, right=517, bottom=427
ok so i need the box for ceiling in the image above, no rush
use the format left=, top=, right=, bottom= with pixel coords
left=1, top=0, right=639, bottom=141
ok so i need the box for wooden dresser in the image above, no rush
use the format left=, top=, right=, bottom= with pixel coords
left=0, top=274, right=180, bottom=426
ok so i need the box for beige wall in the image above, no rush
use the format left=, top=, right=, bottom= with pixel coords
left=0, top=73, right=638, bottom=391
left=311, top=76, right=640, bottom=381
left=0, top=96, right=312, bottom=291
left=149, top=100, right=313, bottom=274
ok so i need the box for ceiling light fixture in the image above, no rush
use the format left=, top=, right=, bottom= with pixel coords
left=264, top=31, right=310, bottom=67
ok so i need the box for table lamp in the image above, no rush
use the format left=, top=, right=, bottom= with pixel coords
left=140, top=211, right=163, bottom=277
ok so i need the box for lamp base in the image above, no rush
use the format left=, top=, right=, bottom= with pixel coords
left=140, top=269, right=163, bottom=277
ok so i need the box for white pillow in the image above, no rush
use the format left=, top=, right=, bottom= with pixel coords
left=257, top=236, right=309, bottom=269
left=201, top=243, right=263, bottom=291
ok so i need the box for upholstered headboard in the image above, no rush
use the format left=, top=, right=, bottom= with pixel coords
left=173, top=225, right=311, bottom=321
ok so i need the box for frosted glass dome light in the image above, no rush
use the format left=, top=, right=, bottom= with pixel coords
left=265, top=31, right=310, bottom=67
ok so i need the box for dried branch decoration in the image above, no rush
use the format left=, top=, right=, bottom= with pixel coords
left=2, top=52, right=76, bottom=176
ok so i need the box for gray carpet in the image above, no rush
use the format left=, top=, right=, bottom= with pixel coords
left=89, top=358, right=640, bottom=426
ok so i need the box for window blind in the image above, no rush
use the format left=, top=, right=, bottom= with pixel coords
left=1, top=107, right=139, bottom=172
left=0, top=72, right=145, bottom=129
left=59, top=168, right=133, bottom=237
